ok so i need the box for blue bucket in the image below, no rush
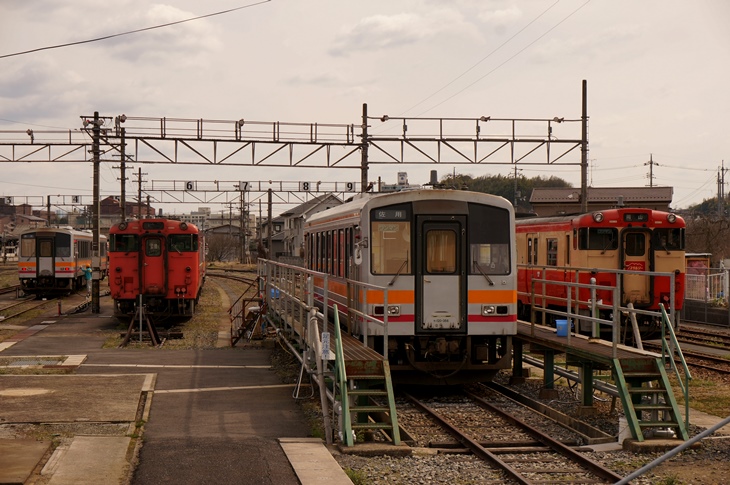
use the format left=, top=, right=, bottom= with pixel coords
left=556, top=319, right=569, bottom=337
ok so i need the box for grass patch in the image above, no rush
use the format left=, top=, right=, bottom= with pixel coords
left=344, top=468, right=370, bottom=485
left=669, top=374, right=730, bottom=417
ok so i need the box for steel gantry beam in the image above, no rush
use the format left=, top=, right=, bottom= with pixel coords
left=0, top=94, right=589, bottom=199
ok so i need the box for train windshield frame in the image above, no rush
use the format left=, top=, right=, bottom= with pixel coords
left=653, top=228, right=684, bottom=251
left=55, top=233, right=71, bottom=257
left=169, top=234, right=199, bottom=252
left=109, top=234, right=140, bottom=252
left=578, top=227, right=619, bottom=251
left=370, top=203, right=412, bottom=275
left=467, top=203, right=511, bottom=275
left=20, top=233, right=36, bottom=257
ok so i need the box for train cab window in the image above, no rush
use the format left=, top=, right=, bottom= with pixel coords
left=110, top=234, right=139, bottom=252
left=653, top=228, right=684, bottom=251
left=146, top=238, right=162, bottom=257
left=56, top=234, right=71, bottom=257
left=546, top=238, right=558, bottom=266
left=625, top=233, right=646, bottom=257
left=20, top=234, right=36, bottom=257
left=371, top=221, right=411, bottom=274
left=468, top=203, right=511, bottom=274
left=39, top=240, right=53, bottom=258
left=579, top=228, right=618, bottom=251
left=169, top=234, right=196, bottom=252
left=426, top=230, right=456, bottom=274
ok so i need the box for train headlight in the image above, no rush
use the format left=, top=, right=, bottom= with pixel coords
left=118, top=222, right=128, bottom=231
left=481, top=305, right=496, bottom=316
left=593, top=212, right=604, bottom=223
left=185, top=266, right=191, bottom=272
left=374, top=305, right=401, bottom=316
left=667, top=213, right=677, bottom=224
left=179, top=222, right=188, bottom=231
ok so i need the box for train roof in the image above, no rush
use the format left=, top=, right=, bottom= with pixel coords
left=110, top=218, right=200, bottom=233
left=19, top=226, right=105, bottom=239
left=305, top=189, right=513, bottom=227
left=515, top=207, right=684, bottom=227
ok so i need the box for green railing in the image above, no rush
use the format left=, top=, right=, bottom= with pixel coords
left=659, top=303, right=692, bottom=427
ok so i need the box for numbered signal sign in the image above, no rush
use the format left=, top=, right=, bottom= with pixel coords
left=238, top=182, right=249, bottom=191
left=4, top=197, right=12, bottom=204
left=299, top=182, right=312, bottom=191
left=185, top=181, right=195, bottom=190
left=72, top=196, right=81, bottom=203
left=345, top=182, right=356, bottom=191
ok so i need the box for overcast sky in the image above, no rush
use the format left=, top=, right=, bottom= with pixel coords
left=1, top=0, right=729, bottom=215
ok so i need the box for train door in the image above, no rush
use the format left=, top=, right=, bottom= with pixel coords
left=140, top=235, right=166, bottom=294
left=416, top=216, right=466, bottom=333
left=36, top=235, right=55, bottom=279
left=621, top=229, right=651, bottom=305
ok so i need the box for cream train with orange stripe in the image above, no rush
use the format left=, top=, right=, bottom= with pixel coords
left=304, top=188, right=516, bottom=385
left=18, top=227, right=108, bottom=296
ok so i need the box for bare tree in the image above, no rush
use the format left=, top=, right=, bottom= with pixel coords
left=206, top=233, right=239, bottom=262
left=685, top=214, right=730, bottom=264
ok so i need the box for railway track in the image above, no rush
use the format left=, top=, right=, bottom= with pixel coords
left=400, top=389, right=623, bottom=484
left=676, top=325, right=730, bottom=348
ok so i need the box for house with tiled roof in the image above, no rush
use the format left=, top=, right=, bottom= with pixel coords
left=529, top=187, right=674, bottom=216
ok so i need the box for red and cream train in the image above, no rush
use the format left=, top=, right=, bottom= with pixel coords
left=515, top=207, right=685, bottom=336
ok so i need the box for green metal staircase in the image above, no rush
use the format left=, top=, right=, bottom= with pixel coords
left=613, top=357, right=688, bottom=442
left=612, top=303, right=691, bottom=442
left=332, top=305, right=401, bottom=447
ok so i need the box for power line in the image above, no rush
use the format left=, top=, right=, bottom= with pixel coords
left=399, top=0, right=560, bottom=116
left=416, top=0, right=592, bottom=116
left=0, top=1, right=270, bottom=59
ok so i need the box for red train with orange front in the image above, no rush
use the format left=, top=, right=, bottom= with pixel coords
left=515, top=208, right=685, bottom=337
left=108, top=219, right=206, bottom=320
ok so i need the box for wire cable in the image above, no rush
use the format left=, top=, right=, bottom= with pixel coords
left=0, top=1, right=271, bottom=59
left=399, top=0, right=560, bottom=116
left=416, top=0, right=591, bottom=116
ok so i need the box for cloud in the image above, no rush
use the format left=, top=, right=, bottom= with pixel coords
left=328, top=9, right=479, bottom=57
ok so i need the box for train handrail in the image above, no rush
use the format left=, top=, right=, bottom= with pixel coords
left=518, top=264, right=679, bottom=328
left=659, top=303, right=692, bottom=428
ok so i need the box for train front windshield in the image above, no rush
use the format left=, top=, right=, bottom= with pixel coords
left=110, top=234, right=139, bottom=252
left=468, top=203, right=511, bottom=275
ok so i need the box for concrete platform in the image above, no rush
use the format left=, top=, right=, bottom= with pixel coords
left=0, top=439, right=51, bottom=485
left=44, top=436, right=131, bottom=485
left=280, top=438, right=353, bottom=485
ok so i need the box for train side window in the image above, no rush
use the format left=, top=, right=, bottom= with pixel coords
left=527, top=238, right=533, bottom=265
left=546, top=238, right=558, bottom=266
left=146, top=238, right=162, bottom=257
left=565, top=234, right=570, bottom=265
left=625, top=233, right=646, bottom=256
left=344, top=228, right=351, bottom=278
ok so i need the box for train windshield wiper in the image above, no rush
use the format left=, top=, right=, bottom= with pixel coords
left=475, top=263, right=494, bottom=286
left=388, top=259, right=409, bottom=286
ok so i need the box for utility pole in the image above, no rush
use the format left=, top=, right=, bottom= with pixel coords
left=239, top=192, right=245, bottom=263
left=267, top=188, right=273, bottom=259
left=644, top=154, right=657, bottom=187
left=46, top=195, right=51, bottom=226
left=361, top=103, right=369, bottom=193
left=134, top=168, right=147, bottom=220
left=113, top=126, right=130, bottom=222
left=580, top=80, right=589, bottom=212
left=82, top=111, right=104, bottom=314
